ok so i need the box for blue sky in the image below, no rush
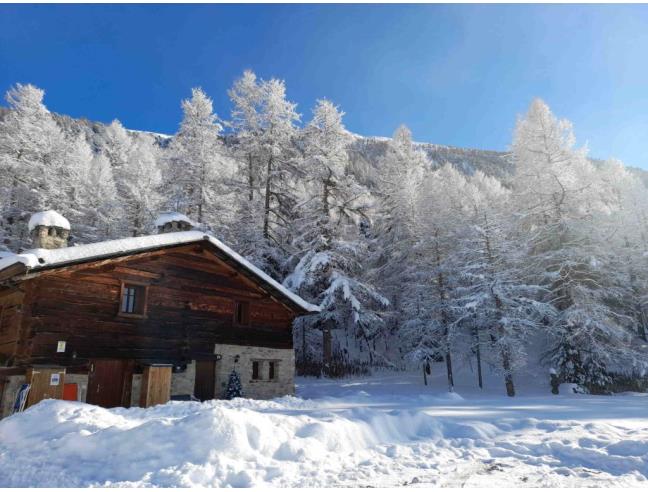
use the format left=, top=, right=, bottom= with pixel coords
left=1, top=4, right=648, bottom=167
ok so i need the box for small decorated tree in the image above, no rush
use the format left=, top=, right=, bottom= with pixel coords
left=225, top=370, right=243, bottom=399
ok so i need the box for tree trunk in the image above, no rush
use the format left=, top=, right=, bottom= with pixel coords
left=473, top=327, right=483, bottom=389
left=502, top=346, right=515, bottom=397
left=433, top=230, right=454, bottom=393
left=262, top=155, right=273, bottom=239
left=247, top=154, right=255, bottom=202
left=323, top=327, right=332, bottom=364
left=301, top=324, right=307, bottom=363
left=482, top=216, right=515, bottom=397
left=445, top=350, right=454, bottom=392
left=321, top=174, right=332, bottom=245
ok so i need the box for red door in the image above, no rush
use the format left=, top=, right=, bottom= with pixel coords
left=86, top=360, right=133, bottom=408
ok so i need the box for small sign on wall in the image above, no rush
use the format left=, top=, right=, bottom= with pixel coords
left=50, top=373, right=61, bottom=386
left=57, top=341, right=66, bottom=353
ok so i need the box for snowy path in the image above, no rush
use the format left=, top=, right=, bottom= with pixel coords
left=1, top=372, right=648, bottom=487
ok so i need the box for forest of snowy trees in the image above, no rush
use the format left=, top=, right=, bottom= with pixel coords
left=2, top=73, right=648, bottom=396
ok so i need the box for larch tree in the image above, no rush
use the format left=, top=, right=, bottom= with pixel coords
left=76, top=153, right=121, bottom=241
left=117, top=135, right=163, bottom=236
left=370, top=125, right=427, bottom=342
left=285, top=99, right=388, bottom=370
left=510, top=98, right=644, bottom=389
left=453, top=171, right=554, bottom=396
left=401, top=163, right=469, bottom=392
left=0, top=83, right=68, bottom=250
left=233, top=75, right=300, bottom=277
left=227, top=70, right=267, bottom=260
left=165, top=88, right=234, bottom=233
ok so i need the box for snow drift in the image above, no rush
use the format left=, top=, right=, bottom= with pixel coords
left=1, top=374, right=648, bottom=487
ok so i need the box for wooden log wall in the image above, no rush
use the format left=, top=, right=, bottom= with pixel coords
left=13, top=243, right=297, bottom=367
left=0, top=287, right=24, bottom=365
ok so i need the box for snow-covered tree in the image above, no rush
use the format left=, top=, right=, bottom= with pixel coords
left=117, top=136, right=163, bottom=236
left=228, top=72, right=300, bottom=277
left=165, top=88, right=234, bottom=233
left=286, top=100, right=388, bottom=371
left=452, top=171, right=555, bottom=395
left=399, top=164, right=470, bottom=392
left=75, top=153, right=121, bottom=241
left=0, top=84, right=69, bottom=249
left=511, top=99, right=648, bottom=389
left=101, top=119, right=132, bottom=175
left=370, top=125, right=427, bottom=334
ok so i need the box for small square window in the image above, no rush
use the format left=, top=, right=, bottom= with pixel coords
left=234, top=301, right=250, bottom=326
left=252, top=360, right=261, bottom=380
left=120, top=283, right=147, bottom=316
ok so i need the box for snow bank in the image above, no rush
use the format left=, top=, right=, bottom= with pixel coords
left=2, top=374, right=648, bottom=487
left=27, top=210, right=70, bottom=231
left=0, top=398, right=436, bottom=487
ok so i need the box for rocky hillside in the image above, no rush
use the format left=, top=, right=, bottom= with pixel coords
left=1, top=105, right=645, bottom=185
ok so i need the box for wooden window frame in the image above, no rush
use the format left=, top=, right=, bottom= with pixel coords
left=268, top=360, right=278, bottom=381
left=250, top=360, right=280, bottom=382
left=251, top=360, right=261, bottom=380
left=118, top=281, right=149, bottom=319
left=233, top=300, right=250, bottom=327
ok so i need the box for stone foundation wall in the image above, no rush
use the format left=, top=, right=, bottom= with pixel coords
left=171, top=361, right=195, bottom=397
left=1, top=345, right=294, bottom=417
left=214, top=344, right=295, bottom=400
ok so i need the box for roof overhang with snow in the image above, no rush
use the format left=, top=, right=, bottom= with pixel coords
left=0, top=231, right=320, bottom=315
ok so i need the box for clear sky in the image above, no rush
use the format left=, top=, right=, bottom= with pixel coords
left=1, top=4, right=647, bottom=167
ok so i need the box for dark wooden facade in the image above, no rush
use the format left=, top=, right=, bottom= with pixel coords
left=0, top=240, right=300, bottom=372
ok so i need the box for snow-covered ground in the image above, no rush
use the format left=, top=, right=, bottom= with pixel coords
left=1, top=370, right=648, bottom=487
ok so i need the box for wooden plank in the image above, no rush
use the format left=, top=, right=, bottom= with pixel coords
left=140, top=365, right=171, bottom=407
left=113, top=266, right=162, bottom=279
left=25, top=367, right=65, bottom=408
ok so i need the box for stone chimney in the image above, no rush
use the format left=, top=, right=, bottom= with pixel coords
left=155, top=212, right=195, bottom=234
left=28, top=210, right=70, bottom=249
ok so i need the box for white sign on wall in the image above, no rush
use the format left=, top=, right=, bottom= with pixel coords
left=57, top=341, right=66, bottom=353
left=50, top=373, right=60, bottom=386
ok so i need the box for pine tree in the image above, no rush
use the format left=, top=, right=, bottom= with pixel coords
left=225, top=370, right=243, bottom=399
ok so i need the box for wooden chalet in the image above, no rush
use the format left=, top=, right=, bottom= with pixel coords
left=0, top=211, right=319, bottom=417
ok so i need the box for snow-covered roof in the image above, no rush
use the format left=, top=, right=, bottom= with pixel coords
left=154, top=212, right=196, bottom=228
left=27, top=210, right=70, bottom=232
left=0, top=231, right=320, bottom=314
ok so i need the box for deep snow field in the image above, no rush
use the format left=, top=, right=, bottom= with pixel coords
left=1, top=366, right=648, bottom=487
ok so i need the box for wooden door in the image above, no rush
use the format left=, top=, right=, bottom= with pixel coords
left=87, top=359, right=133, bottom=408
left=194, top=360, right=216, bottom=401
left=140, top=365, right=172, bottom=407
left=25, top=367, right=66, bottom=409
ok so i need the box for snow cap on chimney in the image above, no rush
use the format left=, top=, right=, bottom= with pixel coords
left=28, top=210, right=70, bottom=249
left=155, top=212, right=195, bottom=234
